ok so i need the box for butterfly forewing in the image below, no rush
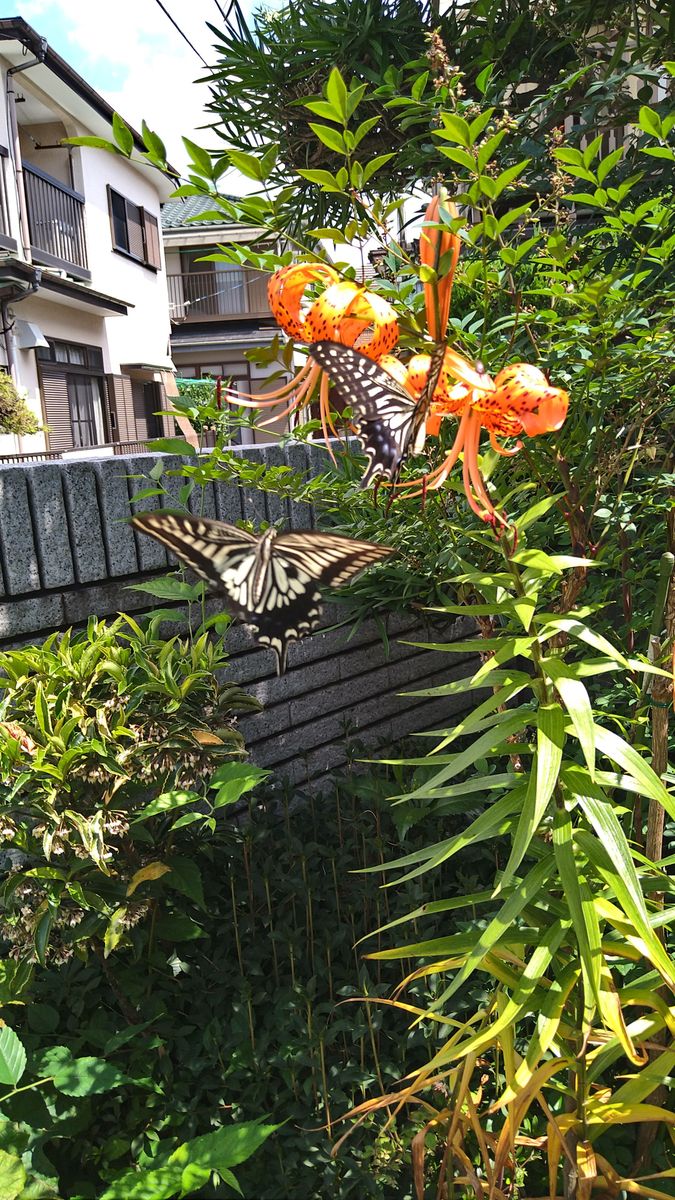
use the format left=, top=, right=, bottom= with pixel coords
left=309, top=341, right=417, bottom=486
left=131, top=512, right=393, bottom=674
left=131, top=511, right=259, bottom=608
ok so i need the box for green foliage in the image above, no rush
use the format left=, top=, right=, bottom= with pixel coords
left=0, top=375, right=40, bottom=437
left=0, top=614, right=260, bottom=966
left=1, top=767, right=502, bottom=1199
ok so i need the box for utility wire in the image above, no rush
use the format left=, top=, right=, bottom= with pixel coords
left=152, top=0, right=208, bottom=65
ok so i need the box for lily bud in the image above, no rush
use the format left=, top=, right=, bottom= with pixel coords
left=420, top=190, right=460, bottom=342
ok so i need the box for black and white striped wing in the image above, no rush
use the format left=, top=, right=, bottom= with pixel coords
left=251, top=532, right=394, bottom=672
left=309, top=341, right=423, bottom=486
left=130, top=512, right=260, bottom=610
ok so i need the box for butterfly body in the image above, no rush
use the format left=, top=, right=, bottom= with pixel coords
left=131, top=512, right=393, bottom=674
left=309, top=340, right=445, bottom=487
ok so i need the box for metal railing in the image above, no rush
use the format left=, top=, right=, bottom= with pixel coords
left=167, top=268, right=271, bottom=321
left=0, top=441, right=152, bottom=466
left=24, top=163, right=89, bottom=278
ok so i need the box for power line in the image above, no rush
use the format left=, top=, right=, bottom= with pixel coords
left=152, top=0, right=208, bottom=65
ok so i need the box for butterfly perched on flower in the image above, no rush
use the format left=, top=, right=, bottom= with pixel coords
left=132, top=512, right=394, bottom=675
left=309, top=340, right=446, bottom=487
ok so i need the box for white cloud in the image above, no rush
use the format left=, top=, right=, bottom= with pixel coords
left=16, top=0, right=258, bottom=180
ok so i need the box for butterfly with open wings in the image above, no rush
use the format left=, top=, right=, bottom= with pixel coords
left=132, top=511, right=394, bottom=675
left=308, top=340, right=446, bottom=488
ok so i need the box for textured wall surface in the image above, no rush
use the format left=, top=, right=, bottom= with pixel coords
left=0, top=446, right=477, bottom=785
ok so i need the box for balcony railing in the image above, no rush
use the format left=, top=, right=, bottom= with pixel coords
left=24, top=163, right=90, bottom=281
left=167, top=268, right=271, bottom=322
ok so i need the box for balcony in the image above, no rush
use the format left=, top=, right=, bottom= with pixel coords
left=24, top=163, right=90, bottom=281
left=167, top=268, right=271, bottom=322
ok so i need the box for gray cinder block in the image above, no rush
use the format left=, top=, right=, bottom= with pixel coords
left=60, top=461, right=108, bottom=584
left=92, top=459, right=138, bottom=577
left=0, top=468, right=41, bottom=594
left=25, top=464, right=74, bottom=590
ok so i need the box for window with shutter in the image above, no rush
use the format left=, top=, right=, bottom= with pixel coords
left=144, top=213, right=162, bottom=269
left=107, top=188, right=163, bottom=271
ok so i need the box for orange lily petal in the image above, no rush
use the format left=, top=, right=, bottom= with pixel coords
left=304, top=281, right=399, bottom=359
left=268, top=263, right=339, bottom=339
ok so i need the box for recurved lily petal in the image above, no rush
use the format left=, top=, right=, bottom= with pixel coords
left=304, top=281, right=399, bottom=360
left=493, top=363, right=569, bottom=437
left=268, top=262, right=339, bottom=339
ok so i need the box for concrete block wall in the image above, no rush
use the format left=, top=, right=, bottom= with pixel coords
left=0, top=445, right=477, bottom=786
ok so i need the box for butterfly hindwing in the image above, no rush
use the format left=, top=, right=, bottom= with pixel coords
left=131, top=512, right=393, bottom=674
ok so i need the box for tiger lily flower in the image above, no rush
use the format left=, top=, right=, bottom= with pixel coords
left=396, top=348, right=569, bottom=522
left=225, top=264, right=399, bottom=455
left=420, top=191, right=461, bottom=343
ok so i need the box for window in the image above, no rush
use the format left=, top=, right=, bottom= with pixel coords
left=37, top=340, right=104, bottom=370
left=107, top=188, right=162, bottom=270
left=37, top=339, right=109, bottom=451
left=68, top=376, right=105, bottom=447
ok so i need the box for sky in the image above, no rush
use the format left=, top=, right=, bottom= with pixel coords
left=2, top=0, right=261, bottom=184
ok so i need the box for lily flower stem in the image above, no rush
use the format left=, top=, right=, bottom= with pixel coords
left=501, top=548, right=551, bottom=707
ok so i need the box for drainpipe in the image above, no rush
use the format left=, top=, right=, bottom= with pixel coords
left=5, top=39, right=48, bottom=262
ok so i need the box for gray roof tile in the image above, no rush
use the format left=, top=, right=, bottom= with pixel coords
left=161, top=194, right=239, bottom=230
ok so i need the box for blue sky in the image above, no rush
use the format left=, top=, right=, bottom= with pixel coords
left=2, top=0, right=263, bottom=175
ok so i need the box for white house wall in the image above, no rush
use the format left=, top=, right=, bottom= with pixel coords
left=77, top=146, right=172, bottom=372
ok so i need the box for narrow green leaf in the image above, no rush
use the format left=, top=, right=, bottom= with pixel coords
left=475, top=64, right=493, bottom=95
left=498, top=705, right=564, bottom=889
left=552, top=809, right=600, bottom=1019
left=575, top=829, right=675, bottom=990
left=362, top=152, right=395, bottom=182
left=439, top=112, right=471, bottom=146
left=182, top=138, right=213, bottom=176
left=432, top=856, right=555, bottom=1006
left=543, top=658, right=595, bottom=776
left=227, top=150, right=265, bottom=181
left=378, top=785, right=526, bottom=887
left=638, top=105, right=663, bottom=137
left=592, top=724, right=675, bottom=813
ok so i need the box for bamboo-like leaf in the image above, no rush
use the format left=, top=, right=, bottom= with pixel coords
left=592, top=725, right=675, bottom=815
left=404, top=710, right=530, bottom=798
left=498, top=963, right=578, bottom=1105
left=431, top=920, right=568, bottom=1065
left=543, top=657, right=595, bottom=776
left=428, top=856, right=555, bottom=1007
left=497, top=705, right=564, bottom=890
left=369, top=785, right=526, bottom=887
left=609, top=1048, right=675, bottom=1107
left=357, top=890, right=494, bottom=944
left=426, top=698, right=533, bottom=755
left=597, top=957, right=641, bottom=1064
left=535, top=615, right=629, bottom=667
left=575, top=830, right=675, bottom=989
left=552, top=809, right=601, bottom=1020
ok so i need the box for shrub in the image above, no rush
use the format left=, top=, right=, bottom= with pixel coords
left=0, top=373, right=40, bottom=436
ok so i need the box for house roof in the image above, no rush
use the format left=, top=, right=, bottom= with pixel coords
left=0, top=17, right=178, bottom=188
left=161, top=195, right=240, bottom=230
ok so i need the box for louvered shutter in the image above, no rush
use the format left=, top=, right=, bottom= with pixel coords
left=126, top=200, right=145, bottom=261
left=143, top=212, right=162, bottom=269
left=39, top=367, right=74, bottom=452
left=106, top=374, right=135, bottom=441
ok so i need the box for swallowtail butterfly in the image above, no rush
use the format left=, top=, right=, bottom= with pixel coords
left=132, top=511, right=394, bottom=675
left=309, top=340, right=446, bottom=487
